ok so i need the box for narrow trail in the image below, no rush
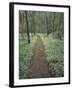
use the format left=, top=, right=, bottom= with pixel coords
left=29, top=35, right=49, bottom=78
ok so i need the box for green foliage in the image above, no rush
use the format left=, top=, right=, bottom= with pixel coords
left=19, top=10, right=64, bottom=39
left=41, top=34, right=64, bottom=77
left=19, top=10, right=64, bottom=78
left=19, top=34, right=37, bottom=79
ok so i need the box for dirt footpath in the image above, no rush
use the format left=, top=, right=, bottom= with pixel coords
left=29, top=35, right=49, bottom=79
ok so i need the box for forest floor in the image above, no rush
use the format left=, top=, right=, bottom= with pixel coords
left=29, top=35, right=50, bottom=78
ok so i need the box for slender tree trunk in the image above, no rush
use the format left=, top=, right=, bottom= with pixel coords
left=39, top=12, right=41, bottom=33
left=25, top=11, right=30, bottom=43
left=53, top=12, right=55, bottom=37
left=46, top=14, right=48, bottom=35
left=32, top=12, right=35, bottom=35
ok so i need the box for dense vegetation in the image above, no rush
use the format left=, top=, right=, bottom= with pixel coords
left=19, top=35, right=37, bottom=79
left=41, top=34, right=64, bottom=77
left=19, top=10, right=64, bottom=79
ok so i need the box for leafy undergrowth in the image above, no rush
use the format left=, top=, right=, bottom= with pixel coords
left=41, top=34, right=64, bottom=77
left=19, top=34, right=37, bottom=79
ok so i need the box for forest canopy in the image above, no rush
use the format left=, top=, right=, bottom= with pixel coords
left=19, top=10, right=64, bottom=43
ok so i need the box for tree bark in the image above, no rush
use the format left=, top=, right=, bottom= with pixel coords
left=25, top=11, right=30, bottom=43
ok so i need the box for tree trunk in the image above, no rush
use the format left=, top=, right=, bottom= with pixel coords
left=32, top=12, right=35, bottom=35
left=53, top=12, right=55, bottom=37
left=46, top=14, right=48, bottom=35
left=25, top=11, right=30, bottom=43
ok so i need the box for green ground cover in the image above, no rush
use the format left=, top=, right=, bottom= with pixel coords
left=41, top=34, right=64, bottom=77
left=19, top=34, right=37, bottom=79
